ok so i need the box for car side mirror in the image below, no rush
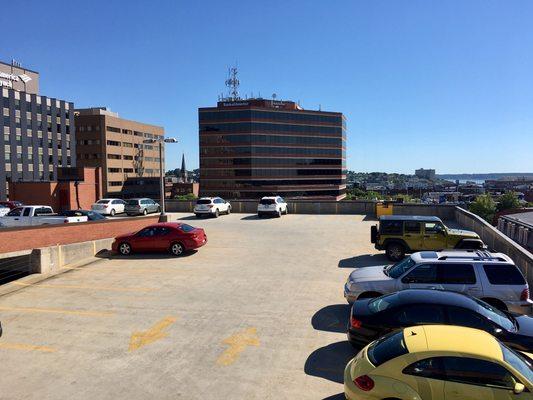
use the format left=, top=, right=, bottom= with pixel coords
left=514, top=382, right=525, bottom=394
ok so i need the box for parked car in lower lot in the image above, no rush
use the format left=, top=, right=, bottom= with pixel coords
left=344, top=325, right=533, bottom=400
left=60, top=210, right=107, bottom=221
left=257, top=196, right=288, bottom=218
left=0, top=201, right=24, bottom=210
left=348, top=289, right=533, bottom=351
left=112, top=222, right=207, bottom=256
left=0, top=205, right=10, bottom=217
left=0, top=206, right=88, bottom=227
left=91, top=198, right=126, bottom=216
left=194, top=197, right=231, bottom=218
left=371, top=215, right=485, bottom=261
left=125, top=198, right=160, bottom=216
left=344, top=250, right=532, bottom=314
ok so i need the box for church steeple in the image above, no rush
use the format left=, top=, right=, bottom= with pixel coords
left=180, top=153, right=188, bottom=183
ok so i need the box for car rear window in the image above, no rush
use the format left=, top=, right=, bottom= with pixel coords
left=97, top=200, right=110, bottom=204
left=180, top=224, right=195, bottom=232
left=367, top=330, right=408, bottom=366
left=380, top=220, right=403, bottom=235
left=260, top=199, right=276, bottom=205
left=483, top=264, right=526, bottom=285
left=368, top=293, right=400, bottom=313
left=196, top=199, right=212, bottom=205
left=127, top=200, right=139, bottom=205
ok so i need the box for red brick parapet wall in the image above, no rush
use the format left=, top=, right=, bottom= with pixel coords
left=0, top=216, right=160, bottom=254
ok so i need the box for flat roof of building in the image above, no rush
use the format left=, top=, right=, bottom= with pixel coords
left=0, top=60, right=39, bottom=74
left=502, top=211, right=533, bottom=228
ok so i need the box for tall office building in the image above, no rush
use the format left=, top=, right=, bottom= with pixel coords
left=74, top=107, right=164, bottom=197
left=198, top=98, right=346, bottom=199
left=0, top=60, right=75, bottom=200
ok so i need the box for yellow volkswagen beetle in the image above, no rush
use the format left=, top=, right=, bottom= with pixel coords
left=344, top=325, right=533, bottom=399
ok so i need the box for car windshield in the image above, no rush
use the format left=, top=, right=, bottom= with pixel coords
left=127, top=200, right=139, bottom=205
left=196, top=199, right=212, bottom=205
left=386, top=257, right=416, bottom=279
left=180, top=224, right=195, bottom=232
left=260, top=199, right=276, bottom=205
left=367, top=330, right=408, bottom=366
left=97, top=200, right=110, bottom=204
left=472, top=297, right=515, bottom=331
left=368, top=293, right=400, bottom=313
left=501, top=343, right=533, bottom=383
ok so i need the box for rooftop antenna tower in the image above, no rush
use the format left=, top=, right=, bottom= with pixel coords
left=225, top=66, right=240, bottom=101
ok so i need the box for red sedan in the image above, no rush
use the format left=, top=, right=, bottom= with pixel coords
left=112, top=222, right=207, bottom=256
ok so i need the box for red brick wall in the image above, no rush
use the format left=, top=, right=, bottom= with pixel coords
left=0, top=216, right=159, bottom=254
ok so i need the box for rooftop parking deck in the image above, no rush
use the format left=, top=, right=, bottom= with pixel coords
left=0, top=213, right=389, bottom=400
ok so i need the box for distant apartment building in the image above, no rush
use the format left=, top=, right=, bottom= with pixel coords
left=415, top=168, right=436, bottom=180
left=74, top=107, right=164, bottom=197
left=198, top=98, right=347, bottom=200
left=0, top=60, right=75, bottom=200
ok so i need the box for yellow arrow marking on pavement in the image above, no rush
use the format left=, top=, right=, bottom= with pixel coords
left=128, top=316, right=177, bottom=352
left=0, top=342, right=57, bottom=353
left=217, top=327, right=260, bottom=366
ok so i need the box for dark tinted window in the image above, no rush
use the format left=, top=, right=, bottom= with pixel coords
left=403, top=357, right=446, bottom=379
left=35, top=207, right=52, bottom=215
left=23, top=208, right=31, bottom=217
left=7, top=208, right=22, bottom=217
left=196, top=199, right=212, bottom=205
left=404, top=221, right=421, bottom=233
left=397, top=305, right=445, bottom=325
left=127, top=200, right=139, bottom=206
left=443, top=357, right=515, bottom=388
left=87, top=211, right=105, bottom=220
left=380, top=220, right=403, bottom=235
left=438, top=264, right=476, bottom=284
left=368, top=293, right=401, bottom=313
left=446, top=307, right=493, bottom=331
left=367, top=330, right=408, bottom=366
left=260, top=199, right=276, bottom=205
left=402, top=264, right=438, bottom=283
left=137, top=228, right=156, bottom=237
left=179, top=224, right=195, bottom=233
left=154, top=227, right=171, bottom=236
left=483, top=264, right=526, bottom=285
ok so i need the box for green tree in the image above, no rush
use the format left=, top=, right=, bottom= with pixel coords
left=469, top=194, right=496, bottom=223
left=174, top=193, right=197, bottom=200
left=496, top=191, right=520, bottom=212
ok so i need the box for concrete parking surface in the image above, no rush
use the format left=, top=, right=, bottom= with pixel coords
left=0, top=213, right=387, bottom=400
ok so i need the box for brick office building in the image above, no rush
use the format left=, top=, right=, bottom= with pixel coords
left=0, top=60, right=76, bottom=200
left=74, top=107, right=164, bottom=198
left=198, top=99, right=347, bottom=200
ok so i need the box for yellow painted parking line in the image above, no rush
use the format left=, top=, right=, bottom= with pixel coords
left=0, top=342, right=57, bottom=353
left=217, top=327, right=260, bottom=366
left=11, top=281, right=155, bottom=293
left=0, top=306, right=114, bottom=317
left=129, top=316, right=177, bottom=352
left=61, top=266, right=180, bottom=274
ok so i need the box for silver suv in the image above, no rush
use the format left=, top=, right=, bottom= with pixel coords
left=344, top=250, right=532, bottom=314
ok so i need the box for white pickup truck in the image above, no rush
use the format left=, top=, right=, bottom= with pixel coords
left=0, top=206, right=88, bottom=227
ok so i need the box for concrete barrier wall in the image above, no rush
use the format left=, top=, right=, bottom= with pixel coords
left=393, top=204, right=456, bottom=219
left=455, top=207, right=533, bottom=287
left=0, top=216, right=159, bottom=254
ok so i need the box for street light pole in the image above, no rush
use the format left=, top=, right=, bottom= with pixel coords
left=143, top=137, right=178, bottom=222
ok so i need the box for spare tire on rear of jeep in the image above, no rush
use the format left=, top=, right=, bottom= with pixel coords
left=386, top=242, right=405, bottom=261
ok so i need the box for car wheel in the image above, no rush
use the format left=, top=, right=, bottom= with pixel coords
left=276, top=209, right=282, bottom=218
left=110, top=208, right=116, bottom=217
left=386, top=243, right=405, bottom=261
left=284, top=206, right=288, bottom=215
left=226, top=206, right=231, bottom=215
left=195, top=213, right=202, bottom=218
left=170, top=242, right=184, bottom=256
left=143, top=208, right=148, bottom=216
left=118, top=242, right=131, bottom=255
left=157, top=206, right=161, bottom=213
left=258, top=212, right=263, bottom=218
left=214, top=209, right=219, bottom=218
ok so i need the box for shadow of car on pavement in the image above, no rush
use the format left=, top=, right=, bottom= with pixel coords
left=338, top=253, right=390, bottom=268
left=305, top=341, right=357, bottom=384
left=311, top=304, right=351, bottom=333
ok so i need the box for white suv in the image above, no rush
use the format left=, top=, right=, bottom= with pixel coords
left=344, top=250, right=532, bottom=314
left=194, top=197, right=231, bottom=218
left=258, top=196, right=288, bottom=218
left=91, top=198, right=126, bottom=216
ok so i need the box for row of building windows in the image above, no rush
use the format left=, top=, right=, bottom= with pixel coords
left=199, top=110, right=343, bottom=126
left=200, top=146, right=344, bottom=158
left=78, top=139, right=100, bottom=145
left=201, top=179, right=346, bottom=188
left=106, top=126, right=160, bottom=140
left=200, top=122, right=343, bottom=136
left=199, top=134, right=343, bottom=147
left=108, top=167, right=148, bottom=174
left=1, top=98, right=72, bottom=117
left=200, top=168, right=344, bottom=178
left=106, top=153, right=160, bottom=162
left=203, top=189, right=346, bottom=198
left=79, top=153, right=100, bottom=160
left=3, top=116, right=72, bottom=133
left=77, top=125, right=100, bottom=132
left=104, top=140, right=154, bottom=150
left=200, top=157, right=344, bottom=167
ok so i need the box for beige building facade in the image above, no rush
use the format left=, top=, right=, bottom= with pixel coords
left=74, top=108, right=164, bottom=197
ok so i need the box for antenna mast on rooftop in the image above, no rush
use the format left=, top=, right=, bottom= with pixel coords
left=225, top=66, right=240, bottom=101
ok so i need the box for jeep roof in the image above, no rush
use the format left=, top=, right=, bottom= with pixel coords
left=379, top=215, right=443, bottom=222
left=410, top=250, right=514, bottom=264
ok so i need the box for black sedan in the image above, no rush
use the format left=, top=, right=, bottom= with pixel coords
left=348, top=289, right=533, bottom=351
left=60, top=210, right=106, bottom=221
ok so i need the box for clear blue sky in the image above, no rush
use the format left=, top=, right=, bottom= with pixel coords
left=2, top=1, right=532, bottom=174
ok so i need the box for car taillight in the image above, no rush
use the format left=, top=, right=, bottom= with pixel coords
left=63, top=219, right=69, bottom=223
left=350, top=316, right=362, bottom=329
left=521, top=288, right=529, bottom=301
left=354, top=375, right=374, bottom=391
